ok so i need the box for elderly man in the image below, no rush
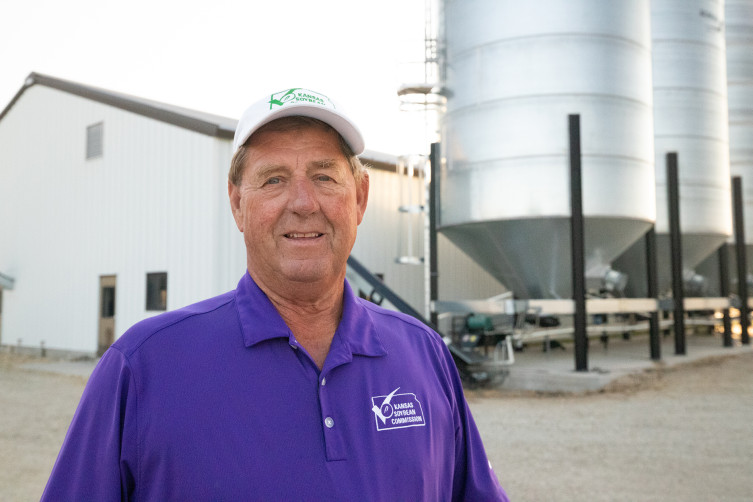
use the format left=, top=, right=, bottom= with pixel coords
left=42, top=88, right=508, bottom=501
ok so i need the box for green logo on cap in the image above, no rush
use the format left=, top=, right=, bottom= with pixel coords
left=268, top=88, right=332, bottom=110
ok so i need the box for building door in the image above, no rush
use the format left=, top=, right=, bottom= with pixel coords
left=98, top=275, right=116, bottom=357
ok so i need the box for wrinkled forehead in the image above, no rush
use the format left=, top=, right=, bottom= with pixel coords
left=247, top=116, right=342, bottom=148
left=243, top=123, right=349, bottom=171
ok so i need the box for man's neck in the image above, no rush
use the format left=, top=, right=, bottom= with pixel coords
left=254, top=274, right=344, bottom=370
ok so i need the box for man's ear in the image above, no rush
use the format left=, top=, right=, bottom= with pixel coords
left=228, top=181, right=244, bottom=233
left=356, top=171, right=369, bottom=225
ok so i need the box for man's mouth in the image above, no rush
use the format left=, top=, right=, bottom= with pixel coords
left=284, top=232, right=323, bottom=239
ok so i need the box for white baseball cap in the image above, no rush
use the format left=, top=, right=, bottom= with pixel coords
left=233, top=87, right=365, bottom=155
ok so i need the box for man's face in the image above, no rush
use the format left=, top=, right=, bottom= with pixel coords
left=229, top=124, right=369, bottom=294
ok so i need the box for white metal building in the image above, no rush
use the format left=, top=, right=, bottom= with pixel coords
left=0, top=73, right=502, bottom=355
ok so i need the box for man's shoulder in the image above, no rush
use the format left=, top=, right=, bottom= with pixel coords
left=113, top=290, right=237, bottom=357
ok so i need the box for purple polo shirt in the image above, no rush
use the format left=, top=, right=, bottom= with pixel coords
left=43, top=273, right=508, bottom=501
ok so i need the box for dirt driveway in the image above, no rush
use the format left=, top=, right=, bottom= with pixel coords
left=469, top=351, right=753, bottom=501
left=1, top=349, right=751, bottom=501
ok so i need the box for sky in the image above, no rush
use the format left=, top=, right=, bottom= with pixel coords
left=0, top=0, right=431, bottom=155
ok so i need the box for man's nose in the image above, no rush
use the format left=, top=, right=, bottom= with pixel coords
left=288, top=178, right=319, bottom=214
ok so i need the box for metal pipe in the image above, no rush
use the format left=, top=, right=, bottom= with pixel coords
left=732, top=176, right=750, bottom=344
left=645, top=226, right=661, bottom=360
left=718, top=244, right=733, bottom=347
left=666, top=152, right=686, bottom=355
left=569, top=114, right=588, bottom=371
left=517, top=316, right=721, bottom=344
left=429, top=142, right=441, bottom=328
left=346, top=255, right=432, bottom=327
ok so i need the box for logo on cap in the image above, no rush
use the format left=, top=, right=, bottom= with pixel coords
left=268, top=88, right=333, bottom=110
left=371, top=387, right=426, bottom=431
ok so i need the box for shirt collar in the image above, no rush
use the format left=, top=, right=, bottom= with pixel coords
left=234, top=272, right=387, bottom=358
left=336, top=279, right=387, bottom=358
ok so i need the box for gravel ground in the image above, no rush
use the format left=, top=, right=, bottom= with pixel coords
left=0, top=352, right=88, bottom=502
left=1, top=349, right=751, bottom=501
left=468, top=351, right=753, bottom=501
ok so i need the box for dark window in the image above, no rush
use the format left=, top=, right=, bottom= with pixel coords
left=146, top=272, right=167, bottom=311
left=101, top=286, right=115, bottom=318
left=86, top=122, right=103, bottom=159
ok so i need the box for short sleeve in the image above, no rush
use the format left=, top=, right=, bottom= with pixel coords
left=41, top=346, right=138, bottom=501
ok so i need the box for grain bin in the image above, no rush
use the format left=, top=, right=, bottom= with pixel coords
left=727, top=0, right=753, bottom=274
left=615, top=0, right=732, bottom=297
left=438, top=0, right=655, bottom=299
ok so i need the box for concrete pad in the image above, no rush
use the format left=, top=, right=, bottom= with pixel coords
left=500, top=332, right=753, bottom=393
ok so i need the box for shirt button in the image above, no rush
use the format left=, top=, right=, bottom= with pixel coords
left=324, top=417, right=334, bottom=428
left=321, top=377, right=327, bottom=386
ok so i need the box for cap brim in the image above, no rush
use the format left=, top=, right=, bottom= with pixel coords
left=233, top=100, right=365, bottom=155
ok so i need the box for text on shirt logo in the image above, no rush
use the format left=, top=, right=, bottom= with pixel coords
left=371, top=387, right=426, bottom=431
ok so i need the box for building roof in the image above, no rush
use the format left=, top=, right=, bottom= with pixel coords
left=0, top=72, right=398, bottom=169
left=0, top=72, right=237, bottom=139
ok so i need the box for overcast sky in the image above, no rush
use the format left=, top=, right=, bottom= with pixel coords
left=0, top=0, right=430, bottom=155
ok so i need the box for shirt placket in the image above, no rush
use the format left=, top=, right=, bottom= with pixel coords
left=318, top=371, right=347, bottom=461
left=288, top=334, right=349, bottom=462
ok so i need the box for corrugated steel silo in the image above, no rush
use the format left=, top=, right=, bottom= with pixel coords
left=438, top=0, right=655, bottom=299
left=727, top=0, right=753, bottom=272
left=616, top=0, right=732, bottom=297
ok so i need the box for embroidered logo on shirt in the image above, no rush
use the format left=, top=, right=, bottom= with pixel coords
left=371, top=387, right=426, bottom=431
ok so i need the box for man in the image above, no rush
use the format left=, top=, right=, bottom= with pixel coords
left=42, top=88, right=508, bottom=501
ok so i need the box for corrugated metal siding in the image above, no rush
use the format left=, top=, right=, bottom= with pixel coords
left=352, top=169, right=426, bottom=311
left=437, top=234, right=506, bottom=301
left=214, top=140, right=248, bottom=293
left=0, top=86, right=245, bottom=353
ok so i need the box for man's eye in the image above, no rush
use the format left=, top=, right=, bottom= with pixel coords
left=265, top=177, right=281, bottom=185
left=316, top=175, right=333, bottom=182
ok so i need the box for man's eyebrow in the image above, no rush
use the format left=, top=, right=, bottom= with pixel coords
left=252, top=164, right=289, bottom=180
left=308, top=159, right=338, bottom=169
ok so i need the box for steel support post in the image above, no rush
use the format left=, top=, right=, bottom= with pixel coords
left=666, top=152, right=686, bottom=355
left=718, top=244, right=733, bottom=347
left=569, top=115, right=588, bottom=371
left=732, top=176, right=750, bottom=344
left=429, top=143, right=441, bottom=328
left=645, top=226, right=661, bottom=360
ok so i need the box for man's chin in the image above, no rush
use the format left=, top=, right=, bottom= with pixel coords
left=280, top=263, right=338, bottom=285
left=248, top=258, right=346, bottom=292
